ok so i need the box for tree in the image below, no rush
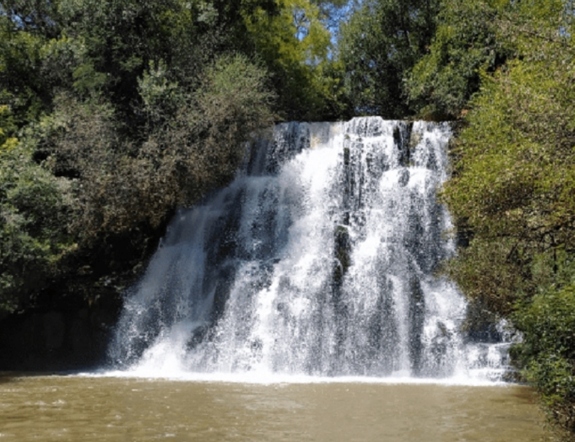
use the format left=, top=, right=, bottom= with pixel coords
left=0, top=135, right=73, bottom=312
left=0, top=13, right=50, bottom=130
left=440, top=0, right=575, bottom=432
left=0, top=0, right=280, bottom=314
left=406, top=0, right=575, bottom=119
left=244, top=0, right=338, bottom=120
left=442, top=0, right=575, bottom=310
left=406, top=0, right=512, bottom=119
left=339, top=0, right=440, bottom=117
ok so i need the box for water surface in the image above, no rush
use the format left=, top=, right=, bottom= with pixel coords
left=0, top=375, right=549, bottom=441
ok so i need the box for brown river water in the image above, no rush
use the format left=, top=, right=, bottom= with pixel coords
left=0, top=374, right=551, bottom=442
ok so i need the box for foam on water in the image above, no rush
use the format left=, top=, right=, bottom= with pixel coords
left=82, top=369, right=507, bottom=387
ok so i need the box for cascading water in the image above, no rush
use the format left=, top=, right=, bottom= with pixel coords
left=108, top=117, right=508, bottom=381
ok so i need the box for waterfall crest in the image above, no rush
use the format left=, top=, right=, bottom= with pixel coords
left=108, top=117, right=508, bottom=381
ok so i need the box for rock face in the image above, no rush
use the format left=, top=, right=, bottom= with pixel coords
left=0, top=306, right=116, bottom=370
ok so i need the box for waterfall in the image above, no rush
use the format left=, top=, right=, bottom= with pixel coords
left=108, top=117, right=508, bottom=381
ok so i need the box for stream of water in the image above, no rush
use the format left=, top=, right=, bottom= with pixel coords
left=109, top=118, right=508, bottom=381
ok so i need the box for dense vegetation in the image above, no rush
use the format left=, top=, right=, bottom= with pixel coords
left=0, top=0, right=346, bottom=316
left=339, top=0, right=440, bottom=117
left=1, top=0, right=575, bottom=437
left=429, top=1, right=575, bottom=436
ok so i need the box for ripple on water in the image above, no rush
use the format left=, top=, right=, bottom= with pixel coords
left=0, top=374, right=551, bottom=442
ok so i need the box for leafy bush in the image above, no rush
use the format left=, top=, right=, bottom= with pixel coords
left=512, top=279, right=575, bottom=434
left=36, top=54, right=275, bottom=241
left=0, top=139, right=73, bottom=312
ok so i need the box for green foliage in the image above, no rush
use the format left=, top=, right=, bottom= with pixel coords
left=0, top=15, right=49, bottom=128
left=442, top=1, right=575, bottom=306
left=406, top=0, right=511, bottom=119
left=137, top=60, right=181, bottom=125
left=0, top=105, right=17, bottom=151
left=137, top=54, right=276, bottom=223
left=0, top=139, right=72, bottom=312
left=339, top=0, right=440, bottom=117
left=55, top=0, right=200, bottom=126
left=443, top=61, right=575, bottom=259
left=0, top=0, right=289, bottom=313
left=406, top=0, right=574, bottom=119
left=245, top=0, right=338, bottom=120
left=512, top=279, right=575, bottom=434
left=33, top=54, right=275, bottom=241
left=440, top=0, right=575, bottom=435
left=444, top=238, right=527, bottom=317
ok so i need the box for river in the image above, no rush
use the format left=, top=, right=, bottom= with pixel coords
left=0, top=374, right=549, bottom=441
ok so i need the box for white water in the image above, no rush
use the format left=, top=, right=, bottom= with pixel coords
left=108, top=117, right=509, bottom=383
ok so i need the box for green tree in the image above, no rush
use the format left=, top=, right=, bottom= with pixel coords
left=244, top=0, right=338, bottom=120
left=0, top=0, right=282, bottom=314
left=406, top=0, right=511, bottom=119
left=406, top=0, right=574, bottom=119
left=0, top=136, right=73, bottom=312
left=339, top=0, right=440, bottom=117
left=440, top=0, right=575, bottom=433
left=443, top=6, right=575, bottom=310
left=0, top=13, right=50, bottom=129
left=512, top=279, right=575, bottom=434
